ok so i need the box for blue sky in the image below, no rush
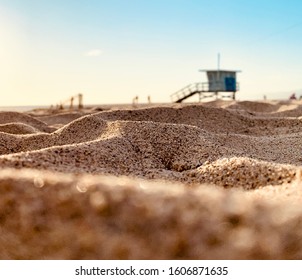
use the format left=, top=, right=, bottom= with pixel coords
left=1, top=0, right=302, bottom=106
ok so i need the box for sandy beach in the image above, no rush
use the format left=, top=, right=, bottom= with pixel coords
left=1, top=100, right=302, bottom=259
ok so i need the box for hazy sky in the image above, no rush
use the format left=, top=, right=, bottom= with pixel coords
left=1, top=0, right=302, bottom=106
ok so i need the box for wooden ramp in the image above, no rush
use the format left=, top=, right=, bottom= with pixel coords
left=170, top=83, right=208, bottom=103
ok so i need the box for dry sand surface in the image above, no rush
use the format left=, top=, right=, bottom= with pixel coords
left=2, top=100, right=302, bottom=259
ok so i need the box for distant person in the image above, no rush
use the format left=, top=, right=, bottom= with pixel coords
left=132, top=96, right=139, bottom=104
left=70, top=96, right=74, bottom=109
left=263, top=95, right=267, bottom=100
left=290, top=93, right=297, bottom=100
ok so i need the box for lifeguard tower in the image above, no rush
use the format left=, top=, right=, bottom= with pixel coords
left=170, top=56, right=240, bottom=103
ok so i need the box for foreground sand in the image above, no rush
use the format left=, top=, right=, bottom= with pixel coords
left=1, top=100, right=302, bottom=259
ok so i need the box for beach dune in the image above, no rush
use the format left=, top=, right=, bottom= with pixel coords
left=1, top=100, right=302, bottom=259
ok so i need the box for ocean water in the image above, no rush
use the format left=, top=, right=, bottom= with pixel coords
left=0, top=106, right=49, bottom=112
left=0, top=104, right=109, bottom=112
left=0, top=103, right=168, bottom=112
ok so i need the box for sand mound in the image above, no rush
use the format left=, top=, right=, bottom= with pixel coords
left=268, top=106, right=302, bottom=118
left=0, top=115, right=108, bottom=155
left=1, top=168, right=302, bottom=259
left=226, top=100, right=302, bottom=118
left=0, top=107, right=301, bottom=186
left=96, top=105, right=253, bottom=134
left=35, top=111, right=86, bottom=126
left=1, top=100, right=302, bottom=259
left=0, top=120, right=223, bottom=176
left=95, top=104, right=302, bottom=136
left=0, top=123, right=41, bottom=135
left=227, top=100, right=280, bottom=113
left=185, top=157, right=297, bottom=189
left=0, top=112, right=53, bottom=133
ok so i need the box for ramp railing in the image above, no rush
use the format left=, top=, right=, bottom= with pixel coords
left=170, top=83, right=208, bottom=103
